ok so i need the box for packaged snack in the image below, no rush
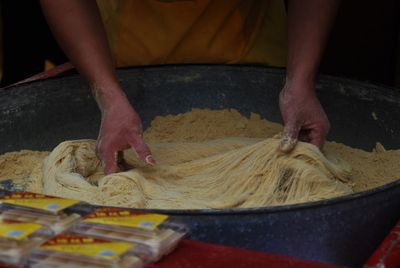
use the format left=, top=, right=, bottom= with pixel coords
left=73, top=208, right=187, bottom=261
left=0, top=219, right=50, bottom=266
left=0, top=192, right=81, bottom=214
left=0, top=192, right=82, bottom=234
left=27, top=233, right=149, bottom=268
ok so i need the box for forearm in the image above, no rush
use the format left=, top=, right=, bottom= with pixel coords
left=40, top=0, right=123, bottom=110
left=41, top=0, right=153, bottom=172
left=286, top=0, right=340, bottom=89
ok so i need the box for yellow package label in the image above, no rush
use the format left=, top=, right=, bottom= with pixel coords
left=84, top=208, right=168, bottom=231
left=0, top=192, right=79, bottom=213
left=0, top=220, right=42, bottom=240
left=41, top=234, right=133, bottom=260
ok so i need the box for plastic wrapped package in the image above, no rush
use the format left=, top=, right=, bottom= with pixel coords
left=0, top=219, right=50, bottom=266
left=27, top=233, right=149, bottom=268
left=0, top=207, right=80, bottom=235
left=73, top=208, right=187, bottom=261
left=0, top=192, right=82, bottom=234
left=0, top=192, right=83, bottom=214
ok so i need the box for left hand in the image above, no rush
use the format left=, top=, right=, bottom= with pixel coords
left=279, top=80, right=330, bottom=152
left=96, top=92, right=155, bottom=174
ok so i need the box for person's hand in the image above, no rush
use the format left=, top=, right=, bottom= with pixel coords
left=96, top=94, right=155, bottom=174
left=279, top=80, right=330, bottom=152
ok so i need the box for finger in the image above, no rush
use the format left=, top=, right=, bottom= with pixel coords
left=102, top=149, right=120, bottom=175
left=96, top=142, right=119, bottom=175
left=309, top=127, right=327, bottom=150
left=127, top=135, right=155, bottom=166
left=279, top=122, right=299, bottom=153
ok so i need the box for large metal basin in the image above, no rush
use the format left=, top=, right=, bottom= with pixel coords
left=1, top=65, right=399, bottom=267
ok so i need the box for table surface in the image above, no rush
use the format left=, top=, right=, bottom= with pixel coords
left=148, top=240, right=342, bottom=268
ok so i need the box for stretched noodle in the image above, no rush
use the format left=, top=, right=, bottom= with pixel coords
left=41, top=137, right=352, bottom=209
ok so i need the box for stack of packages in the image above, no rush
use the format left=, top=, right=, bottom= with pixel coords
left=0, top=192, right=188, bottom=268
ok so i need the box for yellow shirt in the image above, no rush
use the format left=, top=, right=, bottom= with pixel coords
left=97, top=0, right=287, bottom=67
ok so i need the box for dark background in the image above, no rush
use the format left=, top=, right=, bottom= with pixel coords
left=320, top=0, right=400, bottom=87
left=0, top=0, right=67, bottom=87
left=1, top=0, right=400, bottom=88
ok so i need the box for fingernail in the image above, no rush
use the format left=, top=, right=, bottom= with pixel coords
left=145, top=155, right=155, bottom=166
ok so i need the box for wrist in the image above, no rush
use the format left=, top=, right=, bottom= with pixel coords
left=286, top=60, right=318, bottom=89
left=283, top=73, right=316, bottom=95
left=92, top=83, right=129, bottom=112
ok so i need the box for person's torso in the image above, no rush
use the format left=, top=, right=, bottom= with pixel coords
left=97, top=0, right=287, bottom=67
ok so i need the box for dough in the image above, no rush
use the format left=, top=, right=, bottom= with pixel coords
left=1, top=109, right=400, bottom=209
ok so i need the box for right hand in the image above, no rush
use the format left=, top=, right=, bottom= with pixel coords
left=96, top=94, right=155, bottom=174
left=279, top=80, right=330, bottom=153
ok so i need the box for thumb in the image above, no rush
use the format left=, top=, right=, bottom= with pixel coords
left=279, top=122, right=299, bottom=153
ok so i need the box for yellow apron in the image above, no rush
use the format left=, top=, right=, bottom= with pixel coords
left=97, top=0, right=287, bottom=67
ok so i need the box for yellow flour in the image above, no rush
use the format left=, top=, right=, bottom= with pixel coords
left=144, top=109, right=282, bottom=143
left=0, top=109, right=399, bottom=208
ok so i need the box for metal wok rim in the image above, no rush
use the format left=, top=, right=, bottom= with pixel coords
left=4, top=64, right=400, bottom=95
